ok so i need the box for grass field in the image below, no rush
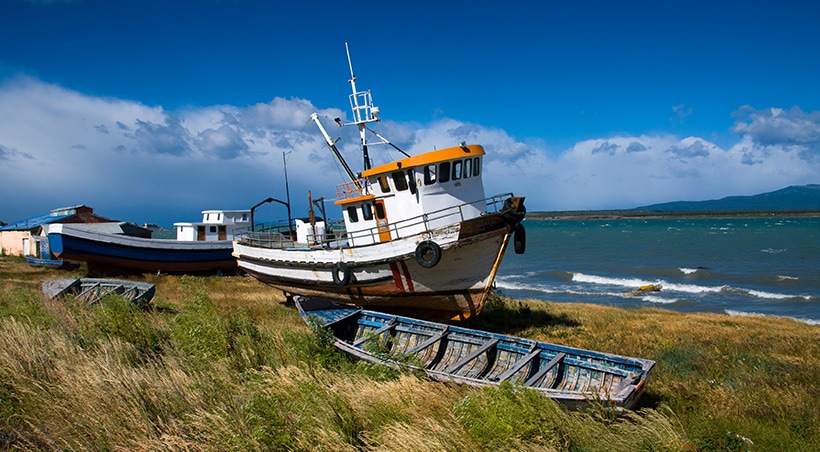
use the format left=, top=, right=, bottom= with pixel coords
left=1, top=256, right=817, bottom=451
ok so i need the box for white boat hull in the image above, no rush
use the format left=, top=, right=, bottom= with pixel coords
left=233, top=216, right=514, bottom=320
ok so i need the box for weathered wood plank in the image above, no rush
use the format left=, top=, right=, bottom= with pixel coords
left=446, top=338, right=499, bottom=374
left=525, top=352, right=566, bottom=387
left=353, top=318, right=397, bottom=347
left=497, top=347, right=542, bottom=382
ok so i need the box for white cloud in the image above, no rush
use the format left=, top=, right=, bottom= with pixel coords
left=1, top=77, right=818, bottom=225
left=731, top=105, right=820, bottom=162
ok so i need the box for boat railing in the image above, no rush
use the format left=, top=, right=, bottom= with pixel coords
left=238, top=193, right=514, bottom=250
left=336, top=180, right=366, bottom=201
left=236, top=221, right=296, bottom=249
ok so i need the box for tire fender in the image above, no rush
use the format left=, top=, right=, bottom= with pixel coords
left=415, top=240, right=442, bottom=268
left=332, top=261, right=351, bottom=286
left=513, top=223, right=526, bottom=254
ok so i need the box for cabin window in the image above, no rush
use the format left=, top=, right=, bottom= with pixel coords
left=392, top=171, right=409, bottom=191
left=209, top=226, right=217, bottom=233
left=408, top=169, right=417, bottom=194
left=347, top=206, right=359, bottom=223
left=242, top=213, right=248, bottom=221
left=362, top=203, right=374, bottom=221
left=463, top=158, right=472, bottom=179
left=217, top=214, right=221, bottom=221
left=452, top=160, right=463, bottom=180
left=423, top=164, right=437, bottom=185
left=473, top=157, right=481, bottom=177
left=374, top=202, right=386, bottom=219
left=439, top=161, right=451, bottom=183
left=378, top=175, right=391, bottom=193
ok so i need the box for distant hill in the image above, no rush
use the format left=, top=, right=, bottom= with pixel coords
left=636, top=184, right=820, bottom=212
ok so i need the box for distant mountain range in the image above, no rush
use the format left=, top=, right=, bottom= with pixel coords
left=636, top=184, right=820, bottom=212
left=529, top=184, right=820, bottom=220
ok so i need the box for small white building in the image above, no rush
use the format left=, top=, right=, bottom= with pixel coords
left=174, top=210, right=250, bottom=242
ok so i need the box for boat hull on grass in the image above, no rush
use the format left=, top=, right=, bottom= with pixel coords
left=42, top=278, right=156, bottom=305
left=296, top=296, right=655, bottom=410
left=48, top=223, right=237, bottom=275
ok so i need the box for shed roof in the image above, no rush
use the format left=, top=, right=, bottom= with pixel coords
left=0, top=213, right=73, bottom=231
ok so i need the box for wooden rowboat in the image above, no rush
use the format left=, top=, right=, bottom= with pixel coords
left=42, top=278, right=156, bottom=305
left=295, top=296, right=655, bottom=409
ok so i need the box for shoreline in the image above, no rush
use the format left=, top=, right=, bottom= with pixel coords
left=526, top=209, right=820, bottom=221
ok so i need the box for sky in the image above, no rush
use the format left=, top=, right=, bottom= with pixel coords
left=2, top=0, right=819, bottom=227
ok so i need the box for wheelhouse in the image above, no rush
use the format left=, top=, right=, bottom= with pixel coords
left=336, top=145, right=487, bottom=246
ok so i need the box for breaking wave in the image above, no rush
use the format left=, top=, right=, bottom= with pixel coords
left=570, top=272, right=808, bottom=301
left=725, top=310, right=819, bottom=326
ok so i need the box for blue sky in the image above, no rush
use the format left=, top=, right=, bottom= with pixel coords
left=2, top=0, right=819, bottom=226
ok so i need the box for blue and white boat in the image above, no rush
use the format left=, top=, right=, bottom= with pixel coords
left=296, top=296, right=655, bottom=409
left=48, top=210, right=250, bottom=274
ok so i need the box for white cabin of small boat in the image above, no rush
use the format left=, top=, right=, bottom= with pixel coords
left=174, top=209, right=250, bottom=242
left=334, top=144, right=487, bottom=247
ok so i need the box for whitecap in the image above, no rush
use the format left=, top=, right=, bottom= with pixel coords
left=571, top=272, right=651, bottom=288
left=494, top=279, right=564, bottom=295
left=638, top=294, right=678, bottom=304
left=644, top=281, right=725, bottom=294
left=679, top=267, right=698, bottom=275
left=745, top=289, right=810, bottom=300
left=726, top=310, right=820, bottom=326
left=777, top=275, right=799, bottom=281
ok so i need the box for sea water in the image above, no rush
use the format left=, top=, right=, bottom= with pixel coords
left=495, top=216, right=820, bottom=325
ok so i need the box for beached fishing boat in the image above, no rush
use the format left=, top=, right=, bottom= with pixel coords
left=42, top=278, right=156, bottom=305
left=233, top=44, right=526, bottom=320
left=295, top=296, right=655, bottom=409
left=48, top=210, right=250, bottom=275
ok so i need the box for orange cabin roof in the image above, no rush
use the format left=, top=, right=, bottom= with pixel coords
left=362, top=144, right=485, bottom=178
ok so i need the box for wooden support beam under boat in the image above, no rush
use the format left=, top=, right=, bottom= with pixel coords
left=525, top=352, right=566, bottom=387
left=446, top=338, right=499, bottom=374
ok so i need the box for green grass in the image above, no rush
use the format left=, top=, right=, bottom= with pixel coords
left=0, top=256, right=818, bottom=451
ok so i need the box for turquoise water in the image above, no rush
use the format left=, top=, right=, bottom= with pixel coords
left=495, top=216, right=820, bottom=325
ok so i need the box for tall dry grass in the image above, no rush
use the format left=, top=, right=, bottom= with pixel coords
left=1, top=256, right=818, bottom=450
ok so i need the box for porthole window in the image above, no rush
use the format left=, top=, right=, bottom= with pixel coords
left=374, top=203, right=386, bottom=219
left=378, top=176, right=391, bottom=193
left=362, top=203, right=374, bottom=221
left=392, top=171, right=408, bottom=191
left=423, top=164, right=437, bottom=185
left=452, top=160, right=463, bottom=180
left=439, top=161, right=451, bottom=183
left=347, top=206, right=359, bottom=223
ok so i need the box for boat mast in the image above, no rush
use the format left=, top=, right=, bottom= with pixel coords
left=343, top=41, right=380, bottom=171
left=309, top=42, right=389, bottom=182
